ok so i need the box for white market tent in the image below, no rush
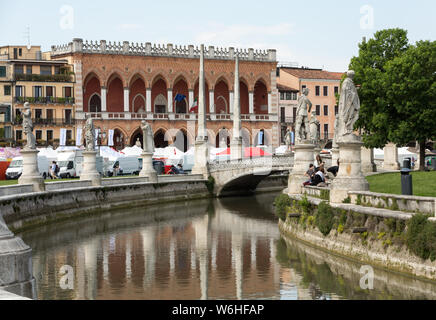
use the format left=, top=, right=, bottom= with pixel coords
left=275, top=145, right=288, bottom=155
left=121, top=145, right=143, bottom=157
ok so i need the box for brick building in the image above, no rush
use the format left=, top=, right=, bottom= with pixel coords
left=277, top=67, right=344, bottom=146
left=50, top=39, right=280, bottom=151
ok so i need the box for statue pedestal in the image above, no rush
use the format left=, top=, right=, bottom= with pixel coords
left=361, top=147, right=376, bottom=173
left=288, top=143, right=315, bottom=194
left=139, top=152, right=157, bottom=183
left=18, top=149, right=45, bottom=192
left=191, top=139, right=209, bottom=178
left=80, top=151, right=101, bottom=186
left=0, top=221, right=36, bottom=299
left=383, top=142, right=400, bottom=170
left=331, top=147, right=339, bottom=167
left=230, top=137, right=243, bottom=161
left=330, top=140, right=369, bottom=203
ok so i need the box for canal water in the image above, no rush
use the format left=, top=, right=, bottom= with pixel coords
left=19, top=192, right=436, bottom=300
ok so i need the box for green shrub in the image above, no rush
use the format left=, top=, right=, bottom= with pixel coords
left=274, top=194, right=292, bottom=221
left=315, top=201, right=335, bottom=236
left=406, top=214, right=436, bottom=261
left=206, top=176, right=215, bottom=194
left=299, top=194, right=312, bottom=214
left=320, top=189, right=330, bottom=201
left=342, top=197, right=351, bottom=204
left=337, top=224, right=344, bottom=234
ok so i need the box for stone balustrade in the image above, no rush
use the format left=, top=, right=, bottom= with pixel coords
left=348, top=191, right=436, bottom=216
left=45, top=180, right=93, bottom=191
left=101, top=177, right=149, bottom=186
left=209, top=155, right=293, bottom=172
left=51, top=39, right=277, bottom=62
left=0, top=185, right=33, bottom=197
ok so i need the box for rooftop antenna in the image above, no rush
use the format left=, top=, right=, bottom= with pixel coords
left=24, top=26, right=31, bottom=49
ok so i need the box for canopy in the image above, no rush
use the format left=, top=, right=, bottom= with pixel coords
left=153, top=146, right=184, bottom=159
left=216, top=147, right=272, bottom=158
left=121, top=145, right=143, bottom=156
left=0, top=147, right=21, bottom=160
left=99, top=146, right=124, bottom=159
left=275, top=145, right=288, bottom=155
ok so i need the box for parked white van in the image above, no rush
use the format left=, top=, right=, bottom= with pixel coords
left=105, top=156, right=140, bottom=176
left=57, top=150, right=83, bottom=178
left=57, top=150, right=104, bottom=178
left=5, top=155, right=49, bottom=180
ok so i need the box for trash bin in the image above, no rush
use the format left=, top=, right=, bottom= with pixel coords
left=400, top=168, right=413, bottom=196
left=403, top=158, right=411, bottom=170
left=153, top=161, right=164, bottom=175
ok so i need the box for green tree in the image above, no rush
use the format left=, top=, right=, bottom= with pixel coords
left=384, top=40, right=436, bottom=170
left=350, top=28, right=410, bottom=148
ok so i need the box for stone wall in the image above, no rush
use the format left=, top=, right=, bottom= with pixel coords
left=45, top=180, right=93, bottom=191
left=279, top=193, right=436, bottom=280
left=0, top=180, right=209, bottom=233
left=0, top=185, right=33, bottom=197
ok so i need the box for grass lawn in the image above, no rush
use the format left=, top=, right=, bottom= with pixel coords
left=366, top=171, right=436, bottom=197
left=0, top=178, right=78, bottom=186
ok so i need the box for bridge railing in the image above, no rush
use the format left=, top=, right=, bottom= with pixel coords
left=208, top=155, right=293, bottom=171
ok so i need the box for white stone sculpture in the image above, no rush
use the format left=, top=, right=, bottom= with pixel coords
left=337, top=70, right=360, bottom=143
left=21, top=102, right=35, bottom=150
left=141, top=120, right=155, bottom=153
left=295, top=88, right=312, bottom=143
left=285, top=128, right=292, bottom=152
left=84, top=117, right=95, bottom=151
left=309, top=110, right=320, bottom=144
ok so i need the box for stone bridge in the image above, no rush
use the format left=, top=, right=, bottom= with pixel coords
left=208, top=155, right=293, bottom=197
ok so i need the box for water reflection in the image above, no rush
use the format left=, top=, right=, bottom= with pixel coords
left=20, top=193, right=436, bottom=300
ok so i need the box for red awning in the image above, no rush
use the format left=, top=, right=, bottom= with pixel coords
left=216, top=147, right=272, bottom=157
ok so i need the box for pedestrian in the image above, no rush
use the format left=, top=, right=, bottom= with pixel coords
left=177, top=164, right=185, bottom=174
left=311, top=167, right=326, bottom=187
left=315, top=154, right=324, bottom=170
left=327, top=159, right=340, bottom=177
left=50, top=161, right=57, bottom=179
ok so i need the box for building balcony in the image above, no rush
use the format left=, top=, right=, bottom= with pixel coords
left=14, top=73, right=74, bottom=82
left=280, top=116, right=294, bottom=124
left=75, top=111, right=278, bottom=122
left=13, top=118, right=75, bottom=126
left=14, top=96, right=75, bottom=105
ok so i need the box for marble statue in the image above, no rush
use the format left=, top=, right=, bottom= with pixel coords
left=337, top=70, right=360, bottom=142
left=21, top=102, right=36, bottom=149
left=135, top=138, right=142, bottom=148
left=141, top=120, right=154, bottom=153
left=333, top=114, right=339, bottom=148
left=309, top=110, right=320, bottom=144
left=295, top=88, right=312, bottom=143
left=285, top=128, right=292, bottom=152
left=84, top=116, right=95, bottom=151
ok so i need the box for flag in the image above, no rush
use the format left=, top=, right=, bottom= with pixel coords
left=174, top=93, right=186, bottom=102
left=108, top=129, right=114, bottom=146
left=76, top=128, right=82, bottom=146
left=60, top=128, right=67, bottom=146
left=189, top=98, right=198, bottom=113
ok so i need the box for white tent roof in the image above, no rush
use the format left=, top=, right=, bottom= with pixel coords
left=275, top=145, right=287, bottom=155
left=121, top=145, right=143, bottom=156
left=37, top=147, right=58, bottom=159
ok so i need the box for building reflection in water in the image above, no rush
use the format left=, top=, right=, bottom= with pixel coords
left=20, top=192, right=436, bottom=300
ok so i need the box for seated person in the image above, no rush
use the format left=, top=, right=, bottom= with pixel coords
left=169, top=165, right=180, bottom=175
left=311, top=168, right=326, bottom=187
left=327, top=159, right=340, bottom=177
left=177, top=164, right=185, bottom=174
left=303, top=164, right=315, bottom=186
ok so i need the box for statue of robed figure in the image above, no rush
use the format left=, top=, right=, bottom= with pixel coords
left=21, top=102, right=36, bottom=149
left=141, top=120, right=155, bottom=153
left=337, top=70, right=361, bottom=142
left=84, top=116, right=95, bottom=151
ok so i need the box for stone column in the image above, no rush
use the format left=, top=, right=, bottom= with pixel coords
left=383, top=142, right=400, bottom=170
left=209, top=90, right=215, bottom=113
left=123, top=87, right=129, bottom=112
left=229, top=91, right=234, bottom=114
left=330, top=141, right=369, bottom=203
left=189, top=90, right=194, bottom=111
left=268, top=93, right=272, bottom=114
left=167, top=89, right=173, bottom=113
left=0, top=218, right=36, bottom=299
left=288, top=143, right=315, bottom=194
left=80, top=151, right=101, bottom=186
left=230, top=56, right=243, bottom=160
left=146, top=88, right=152, bottom=112
left=361, top=147, right=376, bottom=173
left=191, top=44, right=209, bottom=177
left=101, top=87, right=107, bottom=112
left=249, top=91, right=254, bottom=114
left=139, top=152, right=157, bottom=183
left=18, top=149, right=45, bottom=192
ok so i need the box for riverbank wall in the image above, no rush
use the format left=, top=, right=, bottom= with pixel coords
left=278, top=191, right=436, bottom=281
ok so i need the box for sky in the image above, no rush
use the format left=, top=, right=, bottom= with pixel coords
left=1, top=0, right=435, bottom=72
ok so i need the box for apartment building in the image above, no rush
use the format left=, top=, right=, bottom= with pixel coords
left=0, top=45, right=75, bottom=147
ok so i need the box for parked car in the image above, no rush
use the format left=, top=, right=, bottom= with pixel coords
left=6, top=155, right=49, bottom=180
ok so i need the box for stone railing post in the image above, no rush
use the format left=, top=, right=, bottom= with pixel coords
left=208, top=46, right=214, bottom=59
left=248, top=48, right=254, bottom=60
left=100, top=40, right=107, bottom=53
left=188, top=45, right=194, bottom=58
left=268, top=49, right=276, bottom=61
left=145, top=42, right=152, bottom=55
left=167, top=43, right=173, bottom=56
left=229, top=47, right=235, bottom=60
left=72, top=38, right=83, bottom=53
left=123, top=41, right=130, bottom=54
